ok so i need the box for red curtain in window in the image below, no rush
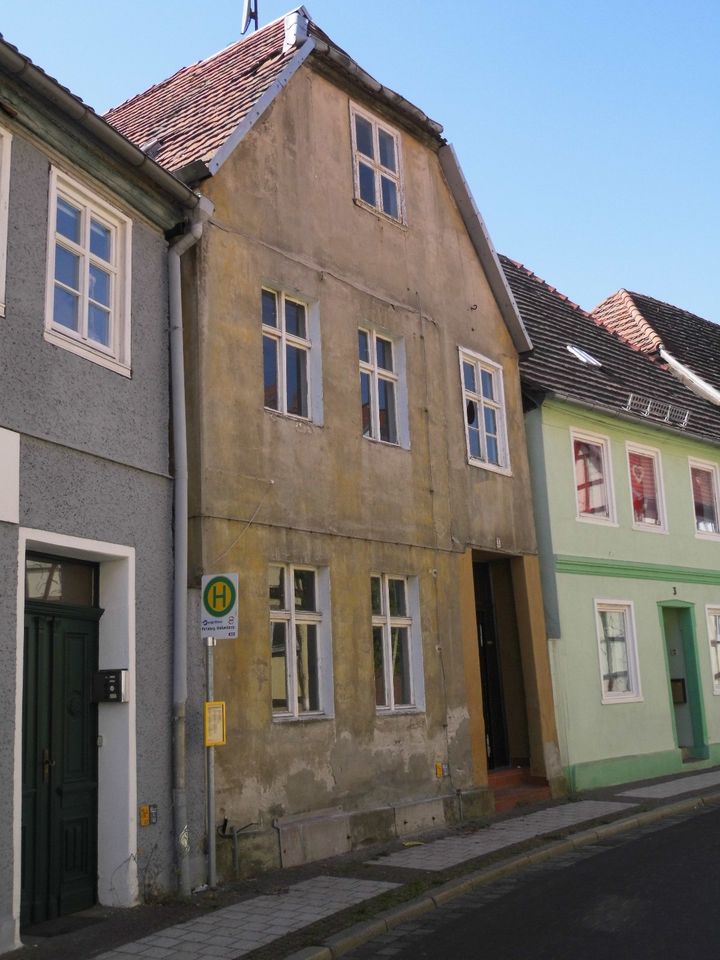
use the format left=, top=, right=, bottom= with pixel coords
left=628, top=452, right=658, bottom=523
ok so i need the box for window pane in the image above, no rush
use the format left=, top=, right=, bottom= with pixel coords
left=263, top=335, right=278, bottom=410
left=481, top=369, right=495, bottom=400
left=355, top=115, right=374, bottom=158
left=486, top=435, right=499, bottom=465
left=90, top=218, right=111, bottom=261
left=286, top=344, right=308, bottom=417
left=391, top=626, right=412, bottom=705
left=262, top=289, right=277, bottom=328
left=463, top=361, right=476, bottom=393
left=692, top=467, right=717, bottom=533
left=89, top=264, right=110, bottom=306
left=387, top=578, right=406, bottom=617
left=285, top=299, right=306, bottom=338
left=466, top=401, right=481, bottom=458
left=271, top=622, right=289, bottom=713
left=360, top=371, right=372, bottom=437
left=381, top=177, right=399, bottom=219
left=268, top=566, right=285, bottom=610
left=484, top=406, right=497, bottom=439
left=373, top=626, right=387, bottom=706
left=378, top=129, right=396, bottom=171
left=56, top=197, right=81, bottom=243
left=296, top=623, right=320, bottom=712
left=294, top=568, right=316, bottom=611
left=358, top=329, right=370, bottom=363
left=378, top=378, right=397, bottom=443
left=55, top=245, right=79, bottom=290
left=358, top=162, right=376, bottom=206
left=25, top=556, right=96, bottom=605
left=574, top=439, right=608, bottom=518
left=599, top=610, right=630, bottom=694
left=376, top=336, right=393, bottom=371
left=371, top=576, right=382, bottom=616
left=88, top=304, right=110, bottom=345
left=54, top=286, right=79, bottom=331
left=629, top=452, right=659, bottom=525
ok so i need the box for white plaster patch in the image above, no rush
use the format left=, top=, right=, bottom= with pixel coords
left=0, top=428, right=19, bottom=523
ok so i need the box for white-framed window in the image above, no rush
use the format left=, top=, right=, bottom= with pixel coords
left=459, top=348, right=510, bottom=472
left=0, top=125, right=12, bottom=318
left=45, top=167, right=132, bottom=375
left=594, top=600, right=642, bottom=703
left=350, top=103, right=404, bottom=223
left=626, top=443, right=667, bottom=532
left=262, top=287, right=324, bottom=422
left=689, top=460, right=720, bottom=537
left=358, top=327, right=409, bottom=446
left=371, top=574, right=424, bottom=713
left=571, top=430, right=615, bottom=523
left=269, top=564, right=333, bottom=720
left=706, top=607, right=720, bottom=695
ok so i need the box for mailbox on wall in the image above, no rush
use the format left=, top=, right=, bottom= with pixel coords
left=93, top=669, right=129, bottom=703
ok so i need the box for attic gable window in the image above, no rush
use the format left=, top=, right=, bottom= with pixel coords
left=350, top=104, right=403, bottom=223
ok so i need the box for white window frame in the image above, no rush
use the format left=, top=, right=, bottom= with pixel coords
left=359, top=326, right=409, bottom=447
left=0, top=125, right=12, bottom=318
left=372, top=574, right=425, bottom=714
left=570, top=429, right=617, bottom=525
left=44, top=167, right=132, bottom=375
left=705, top=606, right=720, bottom=696
left=626, top=442, right=667, bottom=533
left=262, top=287, right=323, bottom=423
left=594, top=600, right=642, bottom=704
left=459, top=347, right=510, bottom=474
left=689, top=459, right=720, bottom=539
left=350, top=102, right=404, bottom=223
left=269, top=564, right=334, bottom=721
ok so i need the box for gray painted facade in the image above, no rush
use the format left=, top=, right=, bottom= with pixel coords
left=0, top=55, right=196, bottom=953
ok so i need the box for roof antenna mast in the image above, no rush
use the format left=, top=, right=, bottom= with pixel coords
left=241, top=0, right=259, bottom=34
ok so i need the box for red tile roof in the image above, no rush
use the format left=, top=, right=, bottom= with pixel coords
left=593, top=290, right=720, bottom=393
left=104, top=15, right=294, bottom=172
left=501, top=255, right=720, bottom=445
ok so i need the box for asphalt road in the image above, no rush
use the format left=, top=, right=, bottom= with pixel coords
left=345, top=806, right=720, bottom=960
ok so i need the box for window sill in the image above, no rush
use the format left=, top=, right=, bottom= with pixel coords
left=600, top=693, right=644, bottom=705
left=352, top=197, right=406, bottom=229
left=467, top=457, right=512, bottom=477
left=272, top=712, right=333, bottom=723
left=264, top=407, right=322, bottom=428
left=695, top=530, right=720, bottom=541
left=376, top=706, right=424, bottom=717
left=44, top=327, right=131, bottom=377
left=576, top=515, right=619, bottom=527
left=363, top=434, right=410, bottom=451
left=631, top=523, right=668, bottom=534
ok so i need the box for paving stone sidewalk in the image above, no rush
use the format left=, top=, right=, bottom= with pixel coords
left=14, top=767, right=720, bottom=960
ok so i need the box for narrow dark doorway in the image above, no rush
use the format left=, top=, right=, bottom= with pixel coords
left=21, top=555, right=101, bottom=927
left=473, top=561, right=509, bottom=769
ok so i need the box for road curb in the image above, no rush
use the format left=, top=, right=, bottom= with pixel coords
left=281, top=792, right=720, bottom=960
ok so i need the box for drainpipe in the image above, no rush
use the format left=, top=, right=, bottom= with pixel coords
left=169, top=197, right=213, bottom=897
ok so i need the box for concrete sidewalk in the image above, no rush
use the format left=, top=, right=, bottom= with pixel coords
left=12, top=767, right=720, bottom=960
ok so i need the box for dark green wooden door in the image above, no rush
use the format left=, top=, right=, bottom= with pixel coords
left=21, top=604, right=100, bottom=926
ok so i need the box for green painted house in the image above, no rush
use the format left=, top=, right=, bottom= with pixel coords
left=502, top=256, right=720, bottom=790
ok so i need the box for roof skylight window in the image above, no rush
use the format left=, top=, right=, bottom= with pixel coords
left=567, top=344, right=602, bottom=367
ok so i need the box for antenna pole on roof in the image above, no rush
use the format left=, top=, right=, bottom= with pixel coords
left=241, top=0, right=259, bottom=34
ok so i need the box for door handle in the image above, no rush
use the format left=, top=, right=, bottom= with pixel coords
left=42, top=747, right=56, bottom=784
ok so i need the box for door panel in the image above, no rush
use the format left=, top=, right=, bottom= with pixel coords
left=22, top=608, right=99, bottom=926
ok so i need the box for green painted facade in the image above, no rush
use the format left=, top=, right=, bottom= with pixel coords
left=527, top=399, right=720, bottom=790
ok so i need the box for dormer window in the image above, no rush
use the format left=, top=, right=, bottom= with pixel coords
left=350, top=104, right=403, bottom=222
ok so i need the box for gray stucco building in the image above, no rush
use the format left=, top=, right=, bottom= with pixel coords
left=0, top=39, right=206, bottom=952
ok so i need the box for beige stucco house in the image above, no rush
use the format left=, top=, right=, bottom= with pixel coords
left=107, top=7, right=562, bottom=878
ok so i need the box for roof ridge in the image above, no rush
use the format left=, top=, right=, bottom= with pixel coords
left=105, top=13, right=289, bottom=117
left=626, top=289, right=716, bottom=330
left=592, top=289, right=663, bottom=353
left=499, top=255, right=587, bottom=315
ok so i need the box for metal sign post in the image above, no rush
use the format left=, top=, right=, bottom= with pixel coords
left=201, top=573, right=238, bottom=889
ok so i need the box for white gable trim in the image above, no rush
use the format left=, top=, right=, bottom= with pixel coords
left=208, top=37, right=317, bottom=176
left=438, top=143, right=531, bottom=355
left=659, top=347, right=720, bottom=408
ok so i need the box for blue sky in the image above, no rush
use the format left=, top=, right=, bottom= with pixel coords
left=4, top=1, right=718, bottom=321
